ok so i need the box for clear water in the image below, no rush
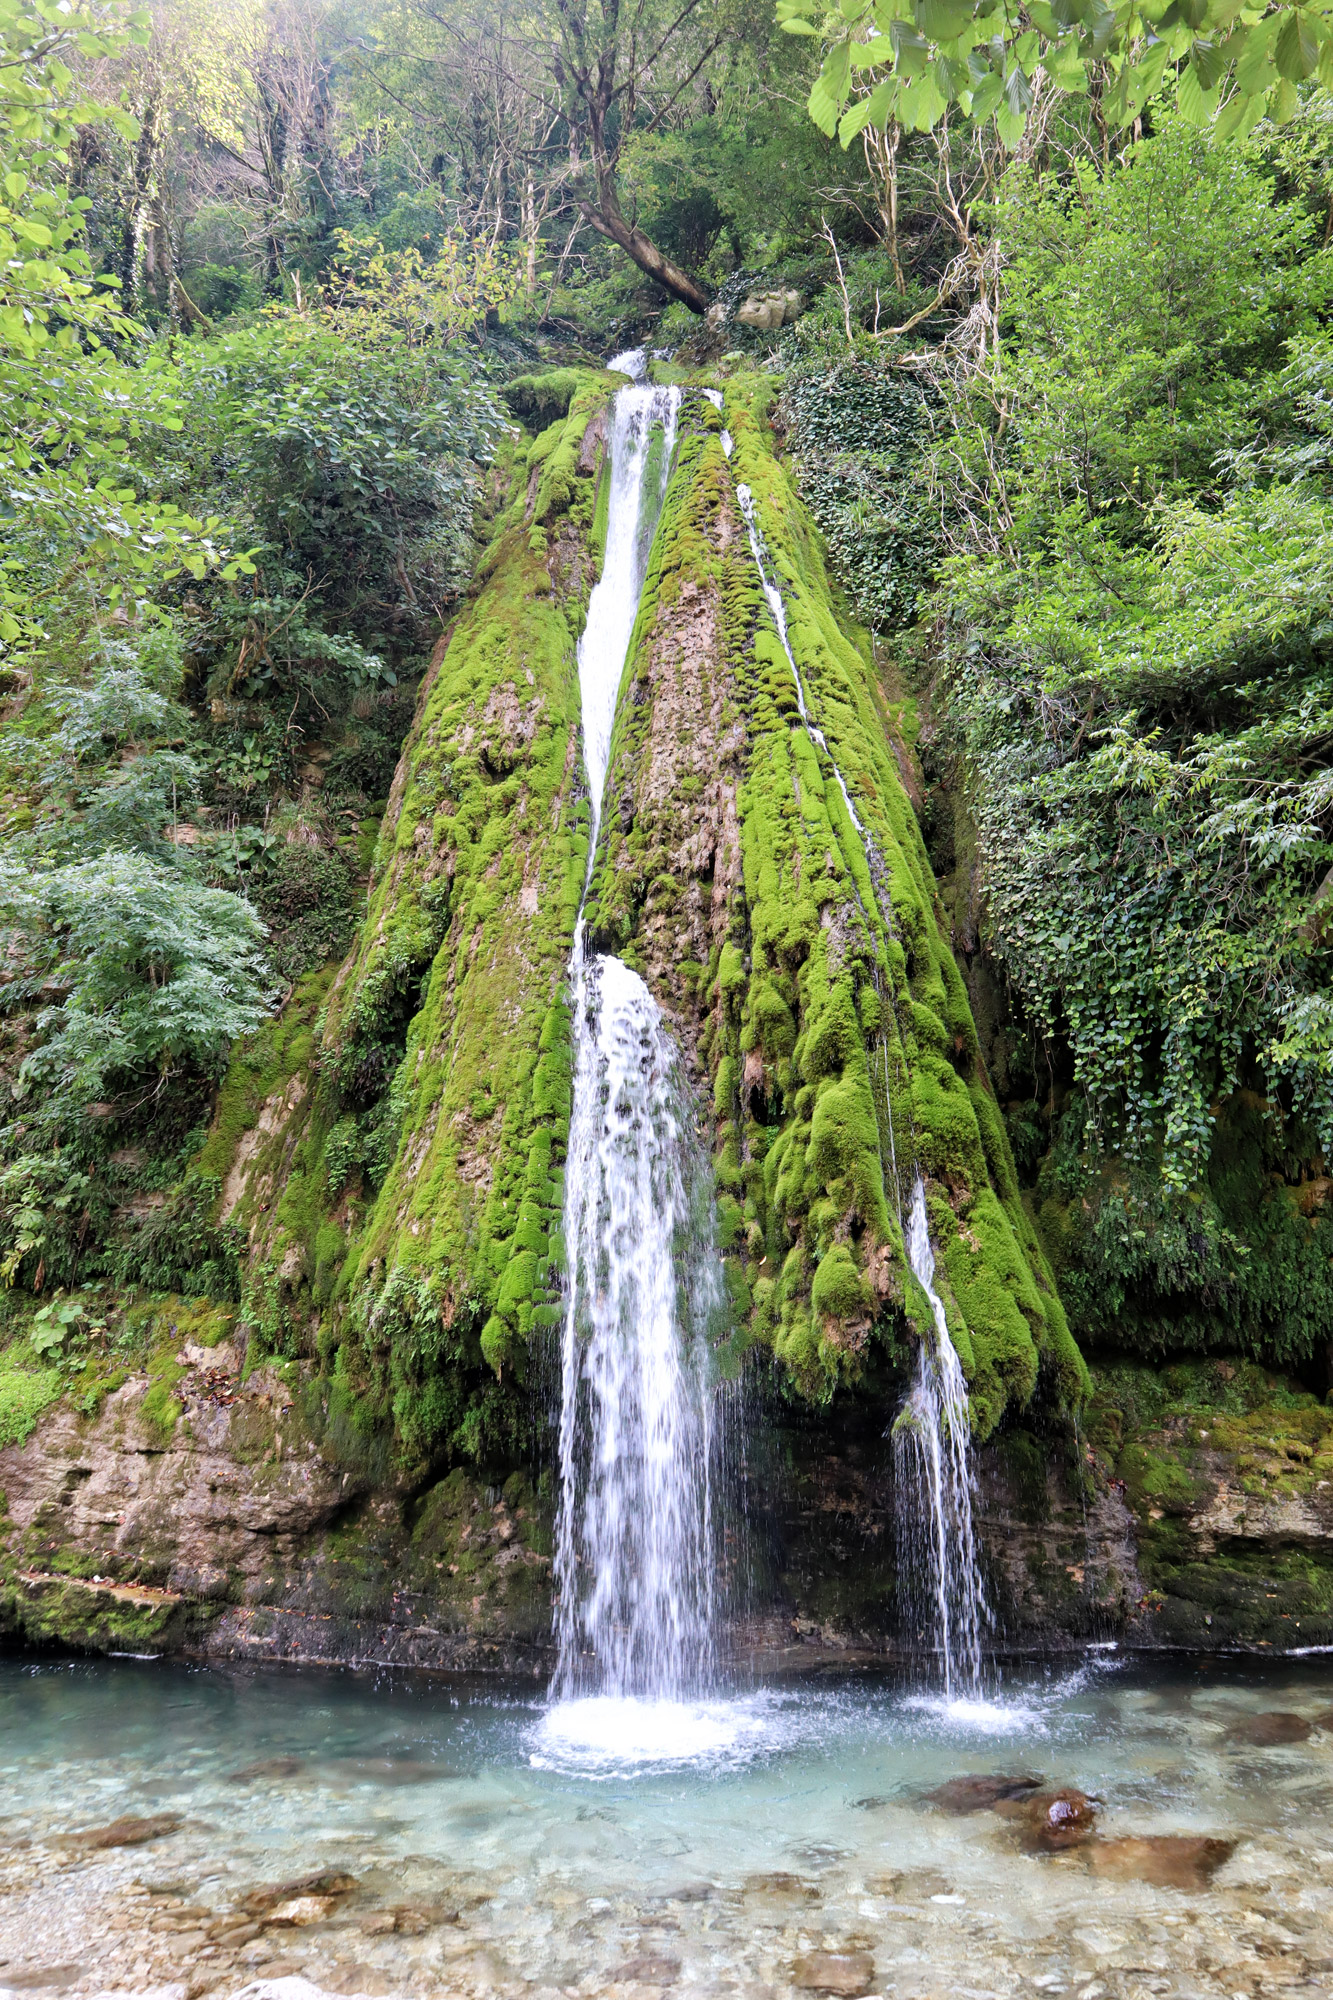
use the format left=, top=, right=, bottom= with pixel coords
left=893, top=1178, right=988, bottom=1698
left=555, top=376, right=724, bottom=1703
left=4, top=1653, right=1333, bottom=1997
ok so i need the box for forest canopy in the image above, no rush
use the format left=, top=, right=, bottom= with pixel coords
left=2, top=0, right=1332, bottom=1390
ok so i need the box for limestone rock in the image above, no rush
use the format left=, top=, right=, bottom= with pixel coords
left=734, top=288, right=804, bottom=331
left=1088, top=1835, right=1236, bottom=1889
left=792, top=1950, right=875, bottom=1996
left=925, top=1771, right=1042, bottom=1813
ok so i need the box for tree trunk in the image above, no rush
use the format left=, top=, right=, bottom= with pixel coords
left=119, top=88, right=162, bottom=314
left=580, top=153, right=709, bottom=314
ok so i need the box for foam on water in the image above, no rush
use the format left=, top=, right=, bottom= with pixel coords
left=530, top=1694, right=773, bottom=1776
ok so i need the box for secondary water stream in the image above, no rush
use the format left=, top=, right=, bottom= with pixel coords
left=549, top=357, right=725, bottom=1737
left=894, top=1177, right=988, bottom=1696
left=731, top=457, right=986, bottom=1694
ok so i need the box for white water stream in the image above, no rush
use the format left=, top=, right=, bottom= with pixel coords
left=731, top=455, right=986, bottom=1693
left=550, top=366, right=725, bottom=1718
left=894, top=1176, right=987, bottom=1695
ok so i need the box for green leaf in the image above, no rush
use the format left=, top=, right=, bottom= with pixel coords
left=995, top=99, right=1027, bottom=143
left=1234, top=15, right=1279, bottom=91
left=916, top=0, right=972, bottom=39
left=839, top=76, right=898, bottom=139
left=808, top=42, right=853, bottom=133
left=1190, top=34, right=1228, bottom=86
left=891, top=17, right=931, bottom=70
left=1004, top=60, right=1035, bottom=113
left=969, top=67, right=1005, bottom=115
left=1177, top=58, right=1220, bottom=122
left=899, top=60, right=949, bottom=123
left=1275, top=9, right=1319, bottom=79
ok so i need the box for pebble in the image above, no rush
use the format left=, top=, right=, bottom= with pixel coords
left=792, top=1950, right=876, bottom=1995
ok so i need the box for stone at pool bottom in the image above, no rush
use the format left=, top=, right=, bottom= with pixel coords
left=1224, top=1710, right=1313, bottom=1746
left=792, top=1950, right=877, bottom=1996
left=1088, top=1834, right=1238, bottom=1889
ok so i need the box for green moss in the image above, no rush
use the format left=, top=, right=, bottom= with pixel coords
left=215, top=370, right=624, bottom=1465
left=580, top=373, right=1080, bottom=1426
left=0, top=1349, right=62, bottom=1447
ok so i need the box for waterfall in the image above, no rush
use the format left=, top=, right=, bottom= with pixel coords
left=551, top=372, right=725, bottom=1704
left=731, top=464, right=986, bottom=1694
left=735, top=483, right=869, bottom=848
left=893, top=1177, right=987, bottom=1696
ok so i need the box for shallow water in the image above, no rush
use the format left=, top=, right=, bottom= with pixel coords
left=2, top=1652, right=1333, bottom=1998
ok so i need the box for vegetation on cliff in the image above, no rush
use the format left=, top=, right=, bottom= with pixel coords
left=3, top=0, right=1333, bottom=1561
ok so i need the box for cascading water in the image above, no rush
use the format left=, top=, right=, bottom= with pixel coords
left=551, top=368, right=726, bottom=1709
left=732, top=464, right=987, bottom=1695
left=893, top=1177, right=987, bottom=1696
left=735, top=483, right=869, bottom=847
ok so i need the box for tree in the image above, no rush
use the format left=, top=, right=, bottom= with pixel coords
left=780, top=0, right=1333, bottom=153
left=550, top=0, right=722, bottom=309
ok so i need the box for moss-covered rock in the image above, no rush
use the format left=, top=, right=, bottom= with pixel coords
left=583, top=375, right=1081, bottom=1432
left=1088, top=1359, right=1333, bottom=1648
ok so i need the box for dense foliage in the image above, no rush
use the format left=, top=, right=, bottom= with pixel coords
left=0, top=0, right=504, bottom=1307
left=5, top=0, right=1333, bottom=1467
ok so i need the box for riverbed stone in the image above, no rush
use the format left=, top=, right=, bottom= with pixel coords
left=791, top=1950, right=875, bottom=1995
left=1088, top=1836, right=1237, bottom=1889
left=1225, top=1712, right=1312, bottom=1746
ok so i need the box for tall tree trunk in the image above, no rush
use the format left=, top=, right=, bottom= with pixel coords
left=119, top=88, right=162, bottom=314
left=523, top=175, right=539, bottom=301
left=258, top=72, right=290, bottom=301
left=580, top=138, right=709, bottom=314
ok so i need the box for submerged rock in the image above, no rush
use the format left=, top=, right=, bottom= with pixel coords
left=925, top=1772, right=1043, bottom=1813
left=792, top=1950, right=876, bottom=1996
left=238, top=1871, right=358, bottom=1918
left=998, top=1787, right=1099, bottom=1850
left=58, top=1813, right=181, bottom=1849
left=743, top=1872, right=821, bottom=1900
left=1088, top=1835, right=1237, bottom=1889
left=264, top=1893, right=337, bottom=1926
left=1225, top=1711, right=1312, bottom=1746
left=228, top=1756, right=306, bottom=1784
left=608, top=1956, right=681, bottom=1985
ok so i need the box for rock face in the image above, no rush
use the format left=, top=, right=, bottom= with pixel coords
left=4, top=372, right=1329, bottom=1672
left=0, top=1337, right=554, bottom=1669
left=0, top=1339, right=1132, bottom=1667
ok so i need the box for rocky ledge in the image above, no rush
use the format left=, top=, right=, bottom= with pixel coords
left=3, top=1328, right=1330, bottom=1668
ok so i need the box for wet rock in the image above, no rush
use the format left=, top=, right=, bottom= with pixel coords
left=734, top=289, right=804, bottom=333
left=0, top=1970, right=86, bottom=1992
left=1088, top=1835, right=1237, bottom=1889
left=208, top=1920, right=261, bottom=1945
left=867, top=1867, right=952, bottom=1900
left=227, top=1756, right=306, bottom=1784
left=743, top=1872, right=821, bottom=1900
left=237, top=1871, right=358, bottom=1917
left=359, top=1904, right=443, bottom=1936
left=998, top=1787, right=1099, bottom=1850
left=609, top=1957, right=681, bottom=1985
left=59, top=1813, right=182, bottom=1849
left=1225, top=1711, right=1312, bottom=1747
left=264, top=1893, right=336, bottom=1925
left=925, top=1772, right=1043, bottom=1814
left=791, top=1950, right=875, bottom=1996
